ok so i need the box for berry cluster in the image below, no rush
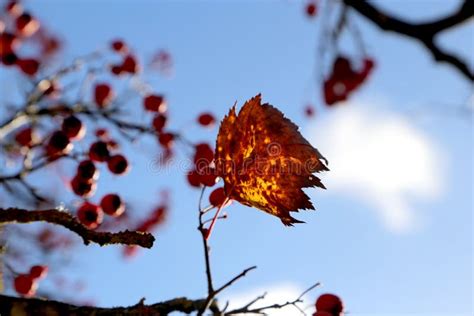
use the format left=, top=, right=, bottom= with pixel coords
left=187, top=142, right=218, bottom=187
left=324, top=56, right=374, bottom=105
left=0, top=1, right=60, bottom=76
left=13, top=265, right=48, bottom=297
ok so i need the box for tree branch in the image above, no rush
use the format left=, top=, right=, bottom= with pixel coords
left=344, top=0, right=474, bottom=81
left=0, top=294, right=220, bottom=316
left=0, top=208, right=155, bottom=248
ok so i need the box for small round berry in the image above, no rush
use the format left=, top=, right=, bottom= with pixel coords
left=100, top=193, right=125, bottom=217
left=62, top=115, right=85, bottom=140
left=144, top=94, right=167, bottom=113
left=152, top=114, right=167, bottom=133
left=6, top=1, right=23, bottom=17
left=77, top=202, right=103, bottom=229
left=111, top=39, right=127, bottom=54
left=158, top=132, right=174, bottom=149
left=187, top=169, right=201, bottom=188
left=1, top=52, right=18, bottom=66
left=16, top=12, right=40, bottom=37
left=305, top=105, right=315, bottom=117
left=89, top=141, right=110, bottom=162
left=77, top=160, right=99, bottom=180
left=197, top=166, right=218, bottom=187
left=121, top=54, right=139, bottom=74
left=0, top=32, right=18, bottom=56
left=197, top=113, right=215, bottom=127
left=70, top=176, right=97, bottom=198
left=29, top=265, right=48, bottom=280
left=94, top=83, right=114, bottom=108
left=194, top=143, right=214, bottom=168
left=110, top=64, right=124, bottom=76
left=16, top=58, right=40, bottom=76
left=315, top=293, right=343, bottom=315
left=209, top=187, right=227, bottom=207
left=95, top=128, right=109, bottom=139
left=46, top=130, right=73, bottom=156
left=306, top=2, right=317, bottom=17
left=15, top=127, right=35, bottom=147
left=14, top=274, right=37, bottom=297
left=107, top=154, right=129, bottom=175
left=107, top=139, right=119, bottom=151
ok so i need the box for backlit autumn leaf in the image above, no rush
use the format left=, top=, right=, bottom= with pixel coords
left=215, top=94, right=328, bottom=225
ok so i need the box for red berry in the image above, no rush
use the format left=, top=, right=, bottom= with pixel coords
left=111, top=39, right=127, bottom=54
left=6, top=1, right=23, bottom=17
left=95, top=128, right=109, bottom=139
left=70, top=176, right=97, bottom=198
left=16, top=58, right=40, bottom=76
left=29, top=265, right=48, bottom=280
left=121, top=54, right=139, bottom=74
left=1, top=52, right=18, bottom=66
left=194, top=143, right=214, bottom=169
left=144, top=94, right=167, bottom=113
left=197, top=113, right=215, bottom=127
left=158, top=132, right=174, bottom=149
left=110, top=64, right=124, bottom=76
left=16, top=12, right=40, bottom=37
left=209, top=187, right=227, bottom=207
left=46, top=130, right=73, bottom=156
left=152, top=114, right=167, bottom=133
left=315, top=293, right=343, bottom=315
left=306, top=2, right=317, bottom=17
left=89, top=141, right=110, bottom=162
left=77, top=202, right=103, bottom=229
left=94, top=83, right=114, bottom=108
left=333, top=56, right=352, bottom=78
left=107, top=139, right=119, bottom=151
left=197, top=166, right=218, bottom=187
left=62, top=115, right=85, bottom=140
left=0, top=32, right=18, bottom=57
left=77, top=160, right=99, bottom=180
left=305, top=105, right=315, bottom=117
left=100, top=193, right=125, bottom=217
left=187, top=169, right=201, bottom=188
left=15, top=127, right=35, bottom=147
left=107, top=154, right=129, bottom=175
left=14, top=274, right=37, bottom=297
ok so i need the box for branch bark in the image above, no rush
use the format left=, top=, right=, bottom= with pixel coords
left=344, top=0, right=474, bottom=81
left=0, top=208, right=155, bottom=248
left=0, top=294, right=219, bottom=316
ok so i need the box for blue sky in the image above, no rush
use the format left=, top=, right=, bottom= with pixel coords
left=8, top=0, right=473, bottom=315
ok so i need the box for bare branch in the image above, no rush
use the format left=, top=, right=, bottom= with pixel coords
left=225, top=282, right=320, bottom=315
left=0, top=208, right=155, bottom=248
left=344, top=0, right=474, bottom=81
left=0, top=294, right=220, bottom=316
left=214, top=266, right=257, bottom=297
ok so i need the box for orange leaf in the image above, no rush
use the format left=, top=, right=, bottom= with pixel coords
left=215, top=94, right=328, bottom=226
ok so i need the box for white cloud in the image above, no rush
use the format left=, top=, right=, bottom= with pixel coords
left=223, top=284, right=310, bottom=316
left=307, top=100, right=444, bottom=233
